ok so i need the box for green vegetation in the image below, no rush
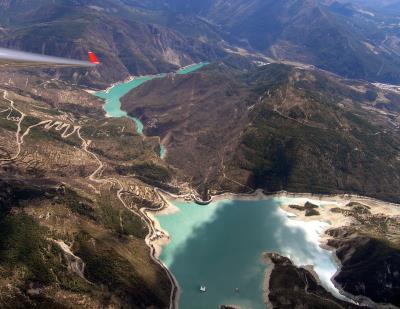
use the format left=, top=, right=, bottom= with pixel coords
left=61, top=188, right=97, bottom=221
left=21, top=115, right=41, bottom=127
left=288, top=204, right=304, bottom=211
left=329, top=232, right=400, bottom=306
left=22, top=121, right=81, bottom=148
left=0, top=209, right=88, bottom=292
left=0, top=213, right=71, bottom=286
left=365, top=89, right=378, bottom=102
left=74, top=233, right=167, bottom=308
left=0, top=179, right=167, bottom=308
left=81, top=120, right=136, bottom=139
left=0, top=213, right=52, bottom=284
left=245, top=64, right=292, bottom=95
left=117, top=162, right=172, bottom=183
left=267, top=253, right=359, bottom=308
left=235, top=67, right=400, bottom=202
left=13, top=16, right=87, bottom=40
left=289, top=202, right=319, bottom=215
left=0, top=117, right=17, bottom=132
left=99, top=194, right=147, bottom=239
left=241, top=119, right=295, bottom=191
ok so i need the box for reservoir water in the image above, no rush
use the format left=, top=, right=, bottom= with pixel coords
left=157, top=197, right=343, bottom=309
left=95, top=75, right=157, bottom=134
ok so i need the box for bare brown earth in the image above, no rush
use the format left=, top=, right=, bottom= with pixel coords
left=123, top=63, right=253, bottom=198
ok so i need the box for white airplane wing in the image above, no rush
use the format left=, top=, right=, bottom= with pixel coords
left=0, top=48, right=99, bottom=68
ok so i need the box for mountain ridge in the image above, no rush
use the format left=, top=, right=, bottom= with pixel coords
left=121, top=61, right=400, bottom=203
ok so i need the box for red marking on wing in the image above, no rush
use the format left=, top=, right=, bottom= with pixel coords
left=88, top=51, right=100, bottom=65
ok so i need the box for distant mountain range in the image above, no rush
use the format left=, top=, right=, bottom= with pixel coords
left=1, top=0, right=400, bottom=85
left=0, top=0, right=226, bottom=87
left=164, top=0, right=400, bottom=83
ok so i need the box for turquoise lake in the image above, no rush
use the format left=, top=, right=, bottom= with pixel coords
left=95, top=75, right=156, bottom=134
left=157, top=197, right=344, bottom=309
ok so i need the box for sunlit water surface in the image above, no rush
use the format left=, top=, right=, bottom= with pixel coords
left=157, top=197, right=343, bottom=309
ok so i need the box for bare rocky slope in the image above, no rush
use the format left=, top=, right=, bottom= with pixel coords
left=3, top=0, right=400, bottom=86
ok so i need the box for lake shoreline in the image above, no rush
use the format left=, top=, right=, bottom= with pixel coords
left=152, top=188, right=400, bottom=257
left=150, top=188, right=400, bottom=308
left=262, top=253, right=275, bottom=308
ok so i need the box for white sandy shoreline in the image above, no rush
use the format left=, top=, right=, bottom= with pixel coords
left=159, top=187, right=399, bottom=204
left=151, top=188, right=400, bottom=259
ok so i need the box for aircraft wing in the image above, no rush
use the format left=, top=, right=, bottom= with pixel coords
left=0, top=48, right=99, bottom=68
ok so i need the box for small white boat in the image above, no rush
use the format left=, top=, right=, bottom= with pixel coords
left=200, top=285, right=207, bottom=292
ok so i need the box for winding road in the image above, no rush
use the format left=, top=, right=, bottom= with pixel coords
left=0, top=90, right=26, bottom=163
left=0, top=89, right=178, bottom=309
